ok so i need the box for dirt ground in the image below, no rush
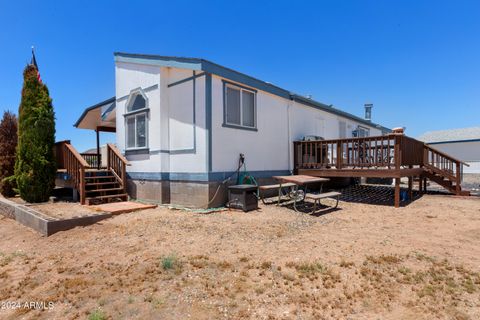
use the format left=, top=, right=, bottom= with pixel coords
left=0, top=194, right=479, bottom=320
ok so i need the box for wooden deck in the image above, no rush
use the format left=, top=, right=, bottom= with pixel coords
left=294, top=133, right=469, bottom=207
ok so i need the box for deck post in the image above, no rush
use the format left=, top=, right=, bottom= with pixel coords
left=336, top=142, right=342, bottom=169
left=423, top=177, right=427, bottom=193
left=408, top=178, right=413, bottom=200
left=408, top=165, right=413, bottom=200
left=293, top=142, right=298, bottom=174
left=96, top=128, right=100, bottom=170
left=394, top=177, right=400, bottom=208
left=455, top=162, right=461, bottom=195
left=79, top=167, right=86, bottom=205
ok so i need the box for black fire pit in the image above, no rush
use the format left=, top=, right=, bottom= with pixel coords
left=228, top=184, right=258, bottom=212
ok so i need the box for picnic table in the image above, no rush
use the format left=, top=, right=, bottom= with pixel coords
left=272, top=175, right=329, bottom=211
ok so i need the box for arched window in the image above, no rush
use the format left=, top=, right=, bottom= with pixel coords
left=128, top=94, right=146, bottom=112
left=124, top=90, right=149, bottom=150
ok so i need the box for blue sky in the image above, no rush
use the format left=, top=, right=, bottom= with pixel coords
left=1, top=0, right=479, bottom=152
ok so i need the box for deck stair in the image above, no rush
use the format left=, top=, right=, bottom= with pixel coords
left=422, top=145, right=470, bottom=196
left=54, top=141, right=130, bottom=205
left=84, top=169, right=128, bottom=205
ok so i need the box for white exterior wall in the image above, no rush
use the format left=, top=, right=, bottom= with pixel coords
left=211, top=75, right=382, bottom=173
left=115, top=64, right=384, bottom=176
left=164, top=67, right=207, bottom=173
left=115, top=63, right=207, bottom=174
left=211, top=76, right=290, bottom=172
left=115, top=62, right=162, bottom=173
left=428, top=141, right=480, bottom=174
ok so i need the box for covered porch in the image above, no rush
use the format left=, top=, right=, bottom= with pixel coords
left=53, top=97, right=130, bottom=205
left=73, top=97, right=116, bottom=169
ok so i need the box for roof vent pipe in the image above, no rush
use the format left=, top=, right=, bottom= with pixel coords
left=364, top=103, right=373, bottom=121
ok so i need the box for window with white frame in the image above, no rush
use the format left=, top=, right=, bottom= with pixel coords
left=125, top=93, right=148, bottom=149
left=224, top=83, right=256, bottom=129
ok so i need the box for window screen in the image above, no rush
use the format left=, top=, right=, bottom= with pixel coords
left=136, top=114, right=146, bottom=147
left=226, top=86, right=241, bottom=125
left=126, top=117, right=136, bottom=148
left=242, top=91, right=255, bottom=127
left=224, top=84, right=256, bottom=129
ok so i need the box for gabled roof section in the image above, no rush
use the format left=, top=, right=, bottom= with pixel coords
left=418, top=127, right=480, bottom=144
left=114, top=52, right=390, bottom=132
left=74, top=97, right=116, bottom=131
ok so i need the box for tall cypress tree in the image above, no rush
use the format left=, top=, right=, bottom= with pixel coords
left=14, top=64, right=56, bottom=203
left=0, top=111, right=18, bottom=197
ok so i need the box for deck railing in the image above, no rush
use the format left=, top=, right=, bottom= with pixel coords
left=54, top=140, right=90, bottom=204
left=294, top=134, right=468, bottom=194
left=423, top=145, right=469, bottom=191
left=294, top=134, right=412, bottom=170
left=80, top=153, right=102, bottom=169
left=106, top=144, right=130, bottom=193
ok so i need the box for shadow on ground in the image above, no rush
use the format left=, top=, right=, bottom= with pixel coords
left=336, top=184, right=422, bottom=207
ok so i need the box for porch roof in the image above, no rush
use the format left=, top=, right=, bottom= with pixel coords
left=74, top=97, right=116, bottom=132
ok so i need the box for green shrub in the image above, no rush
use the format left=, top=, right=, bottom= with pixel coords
left=0, top=111, right=18, bottom=197
left=14, top=64, right=56, bottom=203
left=161, top=254, right=183, bottom=274
left=161, top=254, right=177, bottom=270
left=88, top=309, right=106, bottom=320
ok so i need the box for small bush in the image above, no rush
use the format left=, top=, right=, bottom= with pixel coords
left=0, top=111, right=18, bottom=197
left=160, top=254, right=182, bottom=273
left=295, top=261, right=328, bottom=275
left=88, top=309, right=106, bottom=320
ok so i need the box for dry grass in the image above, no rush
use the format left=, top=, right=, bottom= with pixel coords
left=0, top=194, right=479, bottom=319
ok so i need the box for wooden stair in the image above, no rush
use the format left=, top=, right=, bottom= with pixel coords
left=55, top=142, right=130, bottom=205
left=422, top=145, right=470, bottom=196
left=84, top=169, right=128, bottom=205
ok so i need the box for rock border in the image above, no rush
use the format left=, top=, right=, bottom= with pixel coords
left=0, top=197, right=112, bottom=236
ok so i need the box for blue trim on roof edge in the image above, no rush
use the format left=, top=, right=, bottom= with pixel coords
left=113, top=52, right=390, bottom=132
left=74, top=96, right=116, bottom=127
left=426, top=139, right=480, bottom=145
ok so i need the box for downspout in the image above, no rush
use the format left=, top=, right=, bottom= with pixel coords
left=287, top=98, right=293, bottom=173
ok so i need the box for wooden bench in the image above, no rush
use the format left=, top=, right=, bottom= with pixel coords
left=305, top=191, right=341, bottom=212
left=258, top=182, right=297, bottom=205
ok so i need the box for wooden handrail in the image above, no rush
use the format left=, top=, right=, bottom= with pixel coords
left=65, top=144, right=90, bottom=167
left=107, top=143, right=130, bottom=166
left=294, top=135, right=398, bottom=170
left=424, top=144, right=469, bottom=166
left=107, top=144, right=130, bottom=195
left=55, top=141, right=89, bottom=204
